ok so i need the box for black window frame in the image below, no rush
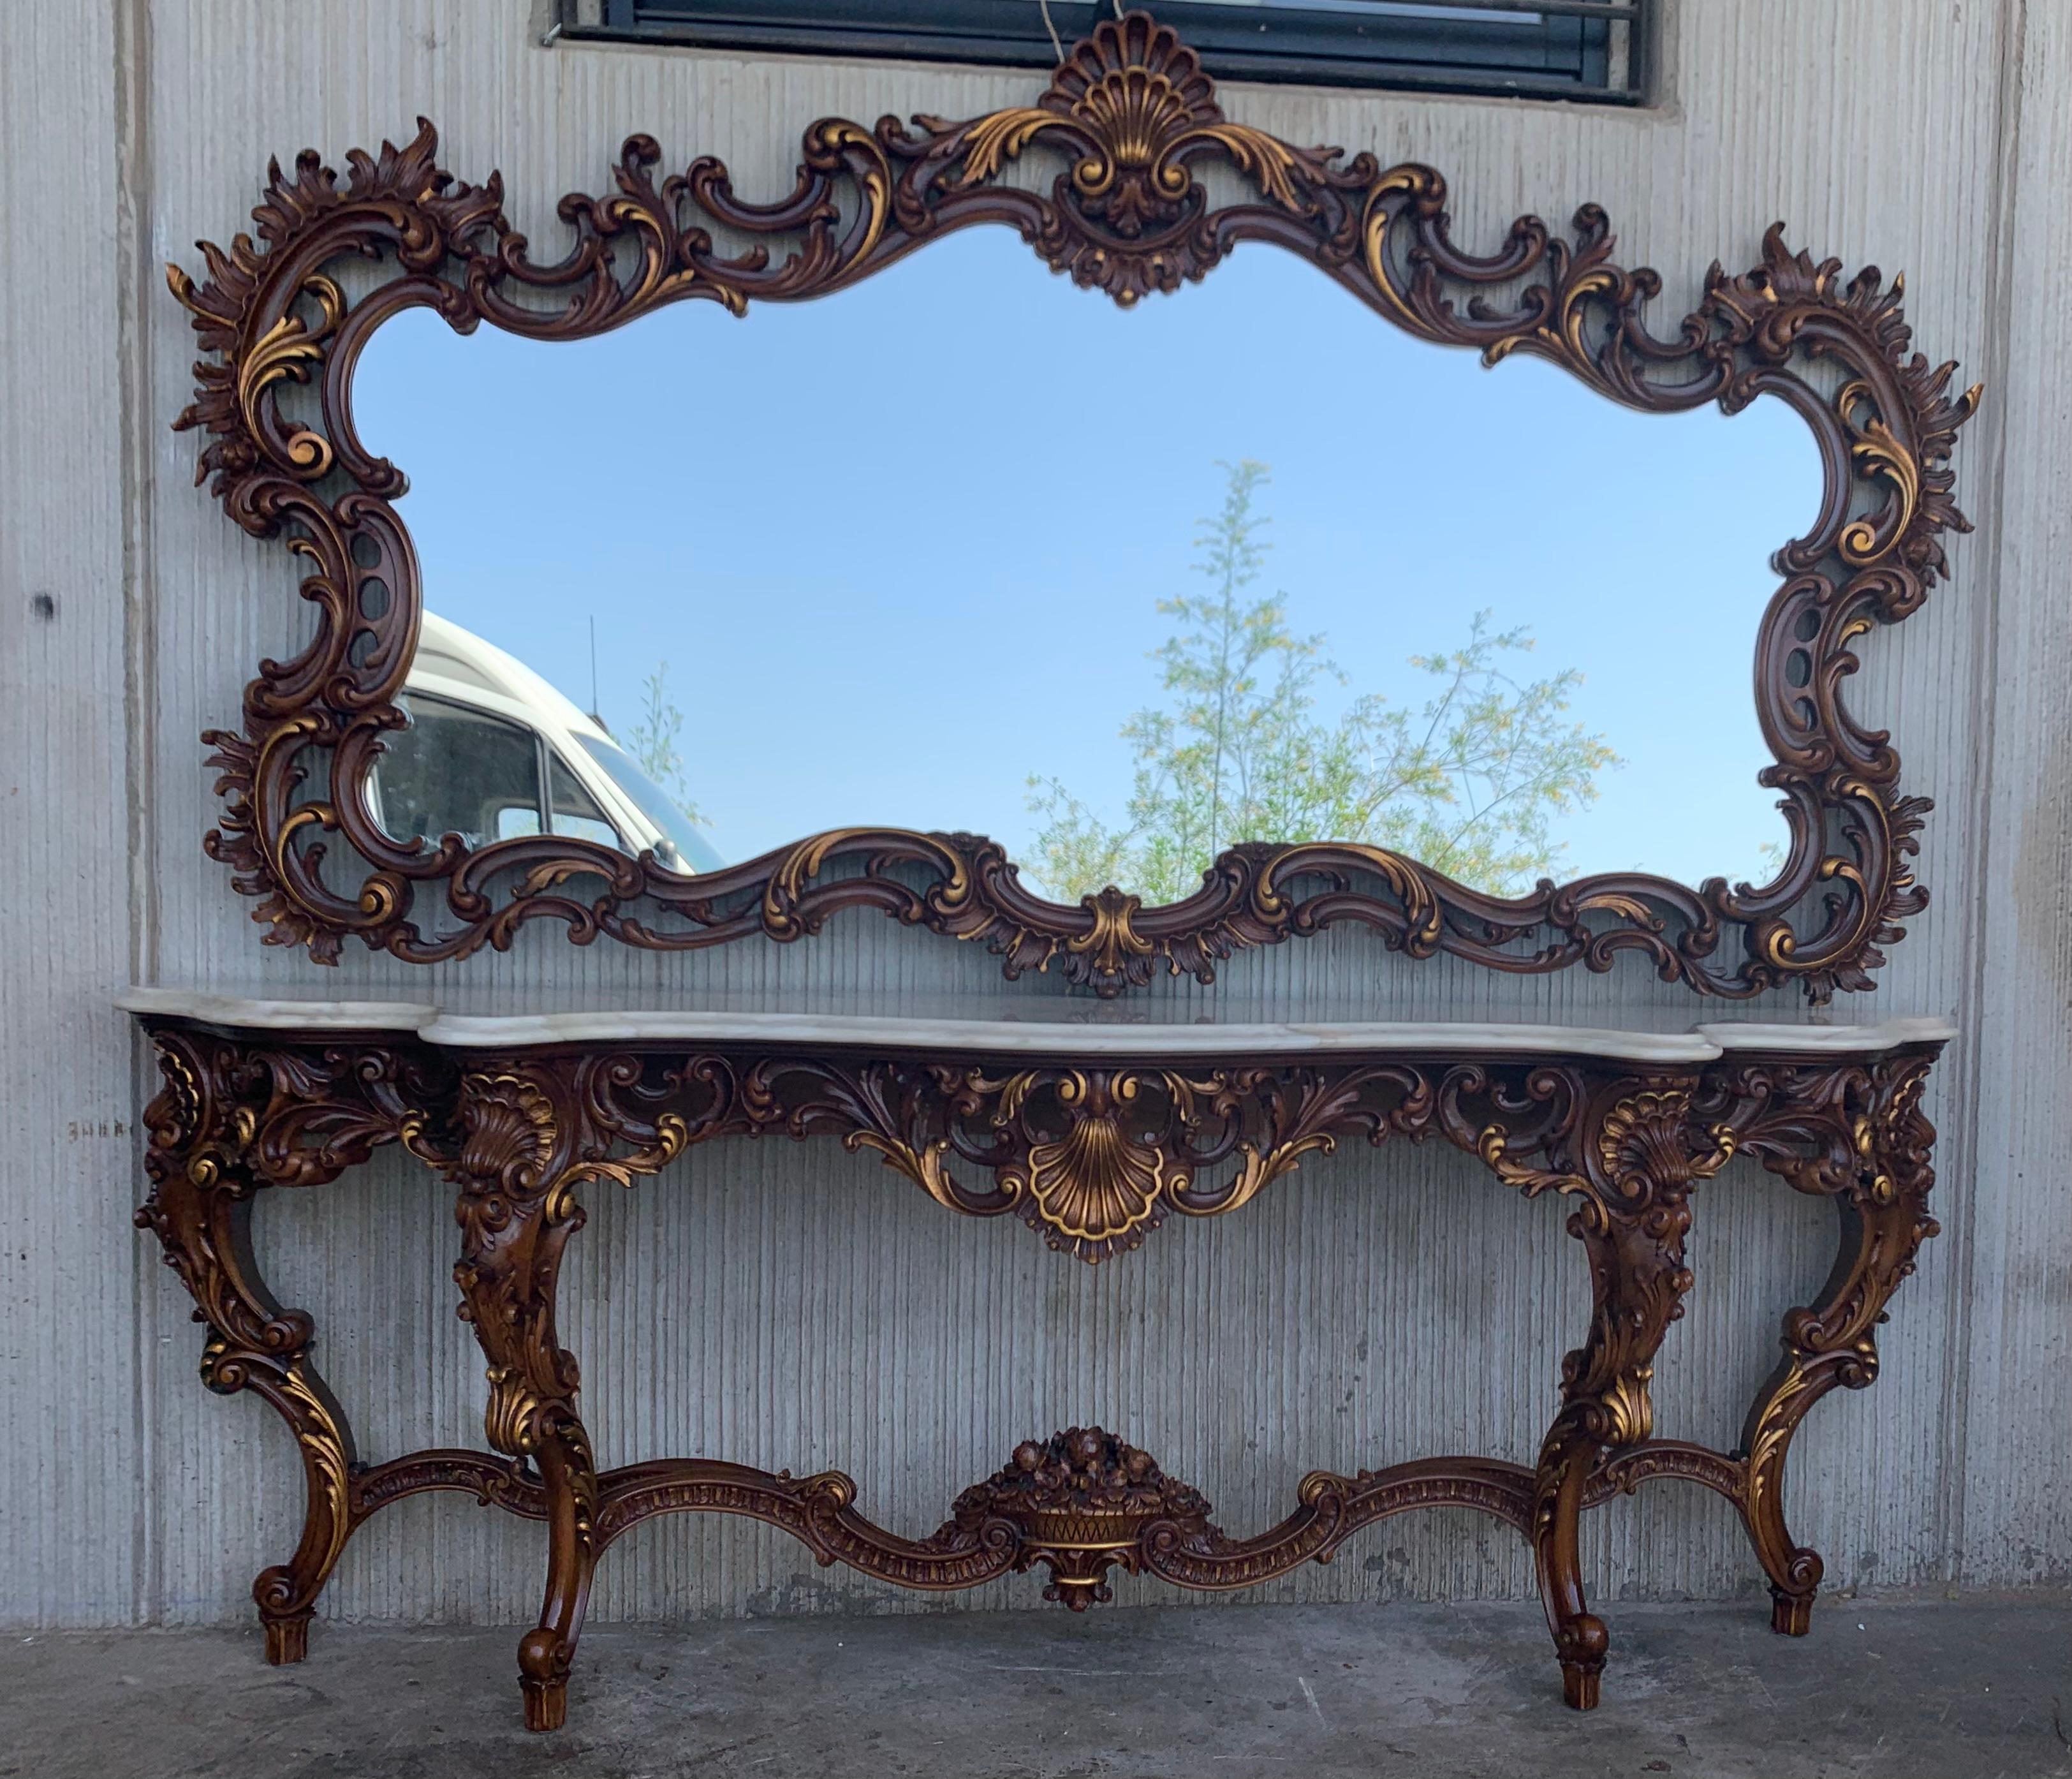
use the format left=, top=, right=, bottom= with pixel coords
left=557, top=2, right=1651, bottom=105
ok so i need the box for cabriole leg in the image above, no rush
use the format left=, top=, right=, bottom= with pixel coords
left=136, top=1035, right=360, bottom=1664
left=1524, top=1082, right=1726, bottom=1710
left=1737, top=1053, right=1941, bottom=1635
left=448, top=1068, right=605, bottom=1734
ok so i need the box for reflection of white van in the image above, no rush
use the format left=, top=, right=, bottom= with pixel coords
left=372, top=611, right=723, bottom=873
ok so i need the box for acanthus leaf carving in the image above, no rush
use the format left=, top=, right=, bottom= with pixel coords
left=133, top=1017, right=1950, bottom=1705
left=165, top=13, right=1975, bottom=1003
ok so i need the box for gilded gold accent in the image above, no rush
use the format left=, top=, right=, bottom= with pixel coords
left=764, top=829, right=971, bottom=936
left=276, top=1359, right=354, bottom=1542
left=237, top=272, right=344, bottom=477
left=953, top=22, right=1290, bottom=207
left=952, top=108, right=1056, bottom=189
left=1478, top=1124, right=1585, bottom=1200
left=1837, top=383, right=1919, bottom=565
left=993, top=1071, right=1186, bottom=1248
left=1599, top=1366, right=1654, bottom=1448
left=1574, top=891, right=1661, bottom=925
left=1744, top=1354, right=1819, bottom=1521
left=1020, top=1113, right=1172, bottom=1245
left=844, top=1130, right=973, bottom=1215
left=1849, top=1111, right=1900, bottom=1205
left=518, top=858, right=624, bottom=894
left=483, top=1363, right=548, bottom=1456
left=460, top=1071, right=560, bottom=1195
left=1066, top=886, right=1153, bottom=983
left=1357, top=165, right=1446, bottom=339
left=1326, top=845, right=1443, bottom=950
left=154, top=1047, right=205, bottom=1148
left=1196, top=1131, right=1336, bottom=1221
left=1596, top=1089, right=1737, bottom=1193
left=573, top=1111, right=691, bottom=1192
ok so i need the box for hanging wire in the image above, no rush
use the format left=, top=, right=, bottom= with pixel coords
left=1038, top=0, right=1129, bottom=65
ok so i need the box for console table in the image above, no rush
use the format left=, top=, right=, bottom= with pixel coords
left=125, top=991, right=1950, bottom=1731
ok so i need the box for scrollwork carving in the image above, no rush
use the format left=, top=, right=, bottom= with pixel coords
left=438, top=1056, right=687, bottom=1731
left=133, top=1026, right=442, bottom=1662
left=680, top=1055, right=1551, bottom=1262
left=168, top=12, right=1975, bottom=1000
left=132, top=1017, right=1947, bottom=1724
left=1718, top=1049, right=1940, bottom=1632
left=1514, top=1078, right=1738, bottom=1708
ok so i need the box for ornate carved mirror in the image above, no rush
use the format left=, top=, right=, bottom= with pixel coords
left=173, top=12, right=1976, bottom=1000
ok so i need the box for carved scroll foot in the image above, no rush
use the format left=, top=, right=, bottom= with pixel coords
left=1770, top=1585, right=1816, bottom=1637
left=226, top=1347, right=356, bottom=1665
left=263, top=1613, right=311, bottom=1665
left=135, top=1028, right=455, bottom=1665
left=1532, top=1412, right=1614, bottom=1711
left=510, top=1411, right=598, bottom=1734
left=236, top=1347, right=358, bottom=1665
left=520, top=1629, right=571, bottom=1732
left=1561, top=1634, right=1606, bottom=1710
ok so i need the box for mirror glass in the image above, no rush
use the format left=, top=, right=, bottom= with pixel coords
left=354, top=226, right=1819, bottom=900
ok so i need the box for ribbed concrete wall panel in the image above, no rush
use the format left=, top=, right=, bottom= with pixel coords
left=3, top=0, right=2065, bottom=1628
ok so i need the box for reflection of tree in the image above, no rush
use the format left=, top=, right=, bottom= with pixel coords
left=628, top=661, right=707, bottom=823
left=1027, top=461, right=1617, bottom=905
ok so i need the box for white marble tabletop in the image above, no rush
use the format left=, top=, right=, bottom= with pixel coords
left=116, top=988, right=1957, bottom=1063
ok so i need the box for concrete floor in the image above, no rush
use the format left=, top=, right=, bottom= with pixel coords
left=2, top=1597, right=2066, bottom=1779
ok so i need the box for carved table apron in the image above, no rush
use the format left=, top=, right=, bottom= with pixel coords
left=124, top=994, right=1951, bottom=1732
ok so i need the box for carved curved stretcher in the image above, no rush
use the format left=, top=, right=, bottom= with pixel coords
left=129, top=996, right=1947, bottom=1730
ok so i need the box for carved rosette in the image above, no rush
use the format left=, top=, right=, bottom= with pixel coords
left=167, top=12, right=1974, bottom=1003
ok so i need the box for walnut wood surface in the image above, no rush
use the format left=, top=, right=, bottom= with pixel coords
left=136, top=1014, right=1943, bottom=1729
left=168, top=11, right=1976, bottom=1000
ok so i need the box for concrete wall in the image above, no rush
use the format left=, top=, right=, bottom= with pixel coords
left=1, top=0, right=2064, bottom=1629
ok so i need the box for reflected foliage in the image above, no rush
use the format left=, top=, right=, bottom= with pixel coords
left=626, top=661, right=703, bottom=825
left=1028, top=462, right=1617, bottom=902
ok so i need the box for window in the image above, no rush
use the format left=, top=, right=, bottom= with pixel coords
left=548, top=753, right=622, bottom=848
left=374, top=693, right=640, bottom=856
left=559, top=2, right=1647, bottom=103
left=578, top=735, right=726, bottom=873
left=376, top=695, right=545, bottom=850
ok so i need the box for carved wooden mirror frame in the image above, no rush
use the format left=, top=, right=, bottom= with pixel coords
left=172, top=11, right=1978, bottom=1001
